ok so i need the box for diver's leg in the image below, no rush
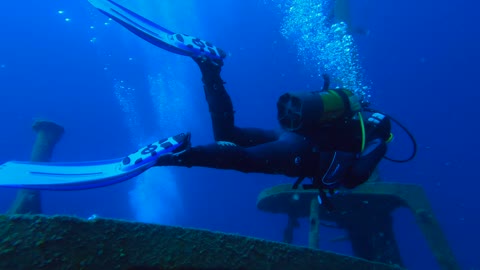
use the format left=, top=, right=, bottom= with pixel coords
left=156, top=132, right=318, bottom=177
left=194, top=57, right=278, bottom=146
left=194, top=57, right=235, bottom=142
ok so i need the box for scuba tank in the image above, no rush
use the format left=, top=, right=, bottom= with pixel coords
left=276, top=88, right=367, bottom=152
left=276, top=88, right=361, bottom=135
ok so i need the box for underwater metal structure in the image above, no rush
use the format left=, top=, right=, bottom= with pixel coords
left=0, top=121, right=456, bottom=269
left=256, top=181, right=461, bottom=270
left=0, top=181, right=458, bottom=270
left=7, top=120, right=64, bottom=214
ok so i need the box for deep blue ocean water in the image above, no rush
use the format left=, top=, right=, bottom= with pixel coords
left=0, top=0, right=477, bottom=269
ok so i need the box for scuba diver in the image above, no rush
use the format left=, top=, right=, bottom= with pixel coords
left=0, top=0, right=416, bottom=209
left=155, top=55, right=391, bottom=193
left=92, top=0, right=395, bottom=201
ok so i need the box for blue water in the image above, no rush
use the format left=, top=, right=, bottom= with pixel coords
left=0, top=0, right=477, bottom=269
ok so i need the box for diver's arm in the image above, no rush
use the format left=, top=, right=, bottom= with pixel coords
left=343, top=138, right=387, bottom=189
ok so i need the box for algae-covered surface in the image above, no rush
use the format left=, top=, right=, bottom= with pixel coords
left=0, top=214, right=403, bottom=270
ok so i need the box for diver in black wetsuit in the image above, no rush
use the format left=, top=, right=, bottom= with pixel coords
left=156, top=56, right=392, bottom=191
left=85, top=0, right=393, bottom=195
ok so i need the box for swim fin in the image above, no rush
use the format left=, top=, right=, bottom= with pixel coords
left=0, top=133, right=190, bottom=191
left=88, top=0, right=226, bottom=61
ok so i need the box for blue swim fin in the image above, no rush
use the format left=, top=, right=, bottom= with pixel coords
left=0, top=133, right=190, bottom=190
left=88, top=0, right=226, bottom=61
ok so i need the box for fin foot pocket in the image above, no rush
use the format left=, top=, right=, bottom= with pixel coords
left=174, top=33, right=227, bottom=61
left=120, top=132, right=190, bottom=172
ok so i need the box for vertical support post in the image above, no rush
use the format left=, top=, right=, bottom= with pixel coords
left=7, top=120, right=64, bottom=214
left=283, top=214, right=300, bottom=244
left=308, top=197, right=320, bottom=249
left=403, top=186, right=461, bottom=270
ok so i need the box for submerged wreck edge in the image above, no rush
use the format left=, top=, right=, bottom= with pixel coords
left=0, top=214, right=402, bottom=270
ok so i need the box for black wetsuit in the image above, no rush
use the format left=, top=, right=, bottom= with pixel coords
left=156, top=58, right=389, bottom=189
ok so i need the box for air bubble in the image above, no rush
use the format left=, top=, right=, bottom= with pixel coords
left=277, top=0, right=371, bottom=101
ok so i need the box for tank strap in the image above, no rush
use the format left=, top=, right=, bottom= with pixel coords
left=331, top=89, right=353, bottom=117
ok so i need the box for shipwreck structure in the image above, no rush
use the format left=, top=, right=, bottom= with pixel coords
left=256, top=182, right=461, bottom=270
left=7, top=120, right=64, bottom=215
left=0, top=120, right=459, bottom=269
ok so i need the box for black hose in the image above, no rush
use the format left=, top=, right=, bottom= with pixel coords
left=363, top=108, right=417, bottom=163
